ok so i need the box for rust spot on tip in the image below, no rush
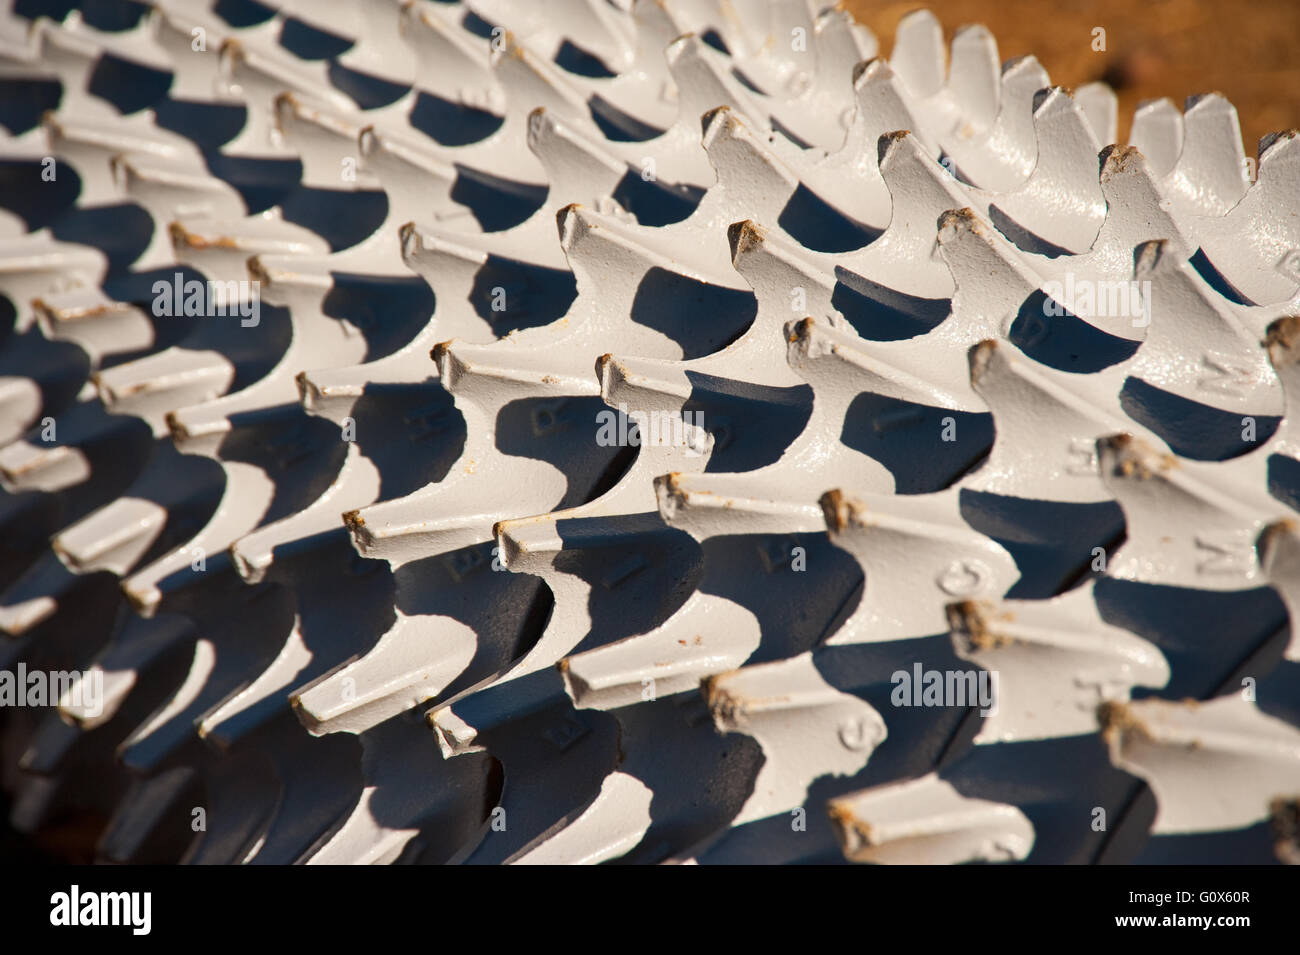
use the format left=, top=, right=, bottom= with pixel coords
left=728, top=220, right=765, bottom=258
left=1101, top=143, right=1144, bottom=177
left=1270, top=796, right=1300, bottom=864
left=1097, top=700, right=1153, bottom=745
left=820, top=488, right=849, bottom=532
left=1107, top=433, right=1177, bottom=479
left=702, top=673, right=744, bottom=724
left=170, top=223, right=243, bottom=251
left=165, top=411, right=189, bottom=442
left=827, top=802, right=876, bottom=847
left=946, top=600, right=1013, bottom=650
left=343, top=509, right=364, bottom=529
left=1265, top=316, right=1300, bottom=353
left=431, top=340, right=454, bottom=364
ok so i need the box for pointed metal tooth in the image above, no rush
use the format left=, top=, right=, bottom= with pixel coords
left=1194, top=129, right=1300, bottom=306
left=560, top=201, right=743, bottom=315
left=1075, top=81, right=1118, bottom=147
left=988, top=87, right=1106, bottom=254
left=43, top=109, right=201, bottom=207
left=121, top=461, right=274, bottom=614
left=948, top=580, right=1170, bottom=742
left=820, top=486, right=1019, bottom=643
left=430, top=666, right=573, bottom=759
left=890, top=9, right=946, bottom=101
left=217, top=36, right=353, bottom=155
left=1128, top=238, right=1279, bottom=414
left=948, top=25, right=1000, bottom=134
left=295, top=365, right=372, bottom=425
left=936, top=205, right=1042, bottom=332
left=32, top=289, right=155, bottom=366
left=1256, top=520, right=1300, bottom=662
left=0, top=375, right=43, bottom=447
left=400, top=1, right=502, bottom=114
left=848, top=130, right=974, bottom=299
left=1263, top=315, right=1300, bottom=455
left=95, top=349, right=236, bottom=436
left=510, top=771, right=653, bottom=865
left=663, top=32, right=766, bottom=137
left=446, top=336, right=602, bottom=403
left=1100, top=695, right=1300, bottom=834
left=965, top=339, right=1134, bottom=501
left=359, top=125, right=464, bottom=223
left=491, top=28, right=593, bottom=126
left=1087, top=143, right=1197, bottom=279
left=791, top=311, right=980, bottom=413
left=801, top=58, right=925, bottom=228
left=343, top=334, right=585, bottom=565
left=24, top=18, right=112, bottom=109
left=727, top=219, right=838, bottom=326
left=305, top=716, right=492, bottom=864
left=293, top=613, right=477, bottom=736
left=561, top=590, right=760, bottom=709
left=526, top=105, right=630, bottom=206
left=705, top=652, right=885, bottom=825
left=196, top=622, right=316, bottom=748
left=1129, top=98, right=1185, bottom=178
left=473, top=0, right=636, bottom=76
left=274, top=92, right=378, bottom=190
left=231, top=464, right=377, bottom=583
left=1167, top=93, right=1250, bottom=217
left=53, top=496, right=169, bottom=577
left=1097, top=433, right=1281, bottom=590
left=0, top=237, right=107, bottom=333
left=169, top=216, right=329, bottom=282
left=828, top=772, right=1034, bottom=864
left=344, top=476, right=509, bottom=567
left=487, top=471, right=702, bottom=684
left=655, top=468, right=827, bottom=539
left=112, top=155, right=247, bottom=271
left=398, top=223, right=492, bottom=299
left=700, top=105, right=800, bottom=224
left=0, top=434, right=91, bottom=494
left=147, top=6, right=224, bottom=101
left=812, top=7, right=878, bottom=86
left=944, top=55, right=1048, bottom=192
left=55, top=4, right=173, bottom=75
left=285, top=0, right=415, bottom=86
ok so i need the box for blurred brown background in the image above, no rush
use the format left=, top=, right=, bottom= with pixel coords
left=843, top=0, right=1300, bottom=154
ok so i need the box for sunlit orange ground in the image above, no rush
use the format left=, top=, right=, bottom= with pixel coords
left=843, top=1, right=1300, bottom=156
